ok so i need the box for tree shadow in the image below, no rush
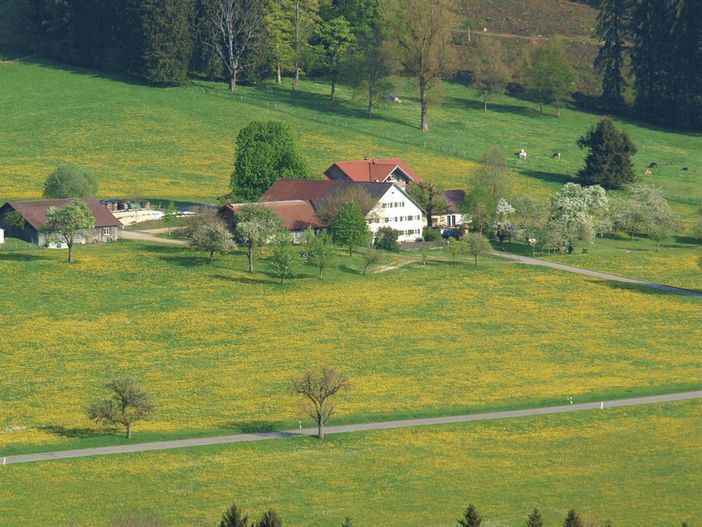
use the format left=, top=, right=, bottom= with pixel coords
left=0, top=253, right=50, bottom=262
left=37, top=424, right=114, bottom=439
left=520, top=169, right=577, bottom=185
left=223, top=420, right=279, bottom=433
left=443, top=95, right=543, bottom=118
left=157, top=255, right=212, bottom=267
left=338, top=263, right=361, bottom=275
left=586, top=278, right=702, bottom=298
left=211, top=273, right=271, bottom=285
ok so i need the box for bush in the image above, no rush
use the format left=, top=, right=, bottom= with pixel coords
left=422, top=227, right=442, bottom=241
left=374, top=227, right=400, bottom=251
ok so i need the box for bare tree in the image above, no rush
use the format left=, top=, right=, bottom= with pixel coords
left=210, top=0, right=266, bottom=92
left=291, top=366, right=349, bottom=440
left=390, top=0, right=458, bottom=131
left=86, top=376, right=154, bottom=439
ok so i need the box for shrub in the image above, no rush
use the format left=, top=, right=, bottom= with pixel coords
left=374, top=227, right=400, bottom=251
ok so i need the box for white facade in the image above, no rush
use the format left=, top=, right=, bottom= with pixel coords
left=0, top=228, right=4, bottom=244
left=433, top=212, right=468, bottom=228
left=367, top=185, right=424, bottom=242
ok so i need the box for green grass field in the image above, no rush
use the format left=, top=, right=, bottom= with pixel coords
left=1, top=241, right=700, bottom=454
left=1, top=59, right=700, bottom=218
left=2, top=400, right=700, bottom=526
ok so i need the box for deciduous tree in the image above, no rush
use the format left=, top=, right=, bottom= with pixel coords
left=270, top=236, right=301, bottom=283
left=361, top=246, right=382, bottom=275
left=86, top=376, right=154, bottom=439
left=527, top=41, right=576, bottom=116
left=234, top=204, right=282, bottom=272
left=390, top=0, right=458, bottom=131
left=231, top=121, right=309, bottom=201
left=291, top=366, right=349, bottom=439
left=304, top=228, right=336, bottom=279
left=331, top=203, right=370, bottom=255
left=163, top=201, right=178, bottom=234
left=43, top=164, right=99, bottom=199
left=314, top=16, right=355, bottom=99
left=475, top=146, right=511, bottom=201
left=187, top=213, right=235, bottom=262
left=471, top=38, right=511, bottom=111
left=408, top=181, right=448, bottom=228
left=465, top=232, right=491, bottom=266
left=45, top=199, right=95, bottom=263
left=316, top=185, right=377, bottom=225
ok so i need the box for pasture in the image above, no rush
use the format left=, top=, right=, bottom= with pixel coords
left=1, top=241, right=700, bottom=454
left=1, top=400, right=700, bottom=526
left=1, top=59, right=701, bottom=221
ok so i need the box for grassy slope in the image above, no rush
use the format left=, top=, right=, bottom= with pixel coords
left=1, top=242, right=700, bottom=453
left=2, top=400, right=700, bottom=526
left=1, top=59, right=700, bottom=215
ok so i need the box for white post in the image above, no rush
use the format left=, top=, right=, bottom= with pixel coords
left=600, top=401, right=604, bottom=410
left=3, top=457, right=6, bottom=465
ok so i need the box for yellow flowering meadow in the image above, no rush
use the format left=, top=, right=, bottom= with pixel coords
left=0, top=242, right=700, bottom=452
left=1, top=400, right=700, bottom=526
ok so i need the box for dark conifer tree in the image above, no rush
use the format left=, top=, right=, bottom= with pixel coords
left=525, top=508, right=544, bottom=527
left=457, top=503, right=482, bottom=527
left=669, top=0, right=702, bottom=128
left=594, top=0, right=629, bottom=110
left=577, top=118, right=638, bottom=189
left=220, top=501, right=251, bottom=527
left=563, top=509, right=584, bottom=527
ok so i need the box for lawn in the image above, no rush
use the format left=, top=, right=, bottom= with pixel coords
left=1, top=59, right=700, bottom=221
left=1, top=400, right=700, bottom=526
left=1, top=241, right=700, bottom=453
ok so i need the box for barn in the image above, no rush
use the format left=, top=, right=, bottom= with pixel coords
left=0, top=198, right=120, bottom=246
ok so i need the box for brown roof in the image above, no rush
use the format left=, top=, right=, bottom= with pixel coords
left=260, top=179, right=393, bottom=211
left=223, top=200, right=325, bottom=230
left=4, top=198, right=120, bottom=230
left=442, top=190, right=466, bottom=213
left=323, top=158, right=421, bottom=183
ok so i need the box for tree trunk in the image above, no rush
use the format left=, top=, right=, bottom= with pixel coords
left=319, top=267, right=323, bottom=279
left=126, top=424, right=132, bottom=439
left=67, top=243, right=73, bottom=263
left=419, top=82, right=429, bottom=131
left=556, top=100, right=561, bottom=117
left=276, top=63, right=282, bottom=84
left=368, top=85, right=373, bottom=118
left=330, top=79, right=336, bottom=100
left=317, top=421, right=324, bottom=440
left=484, top=91, right=488, bottom=112
left=539, top=102, right=543, bottom=113
left=293, top=66, right=300, bottom=91
left=474, top=254, right=478, bottom=266
left=209, top=250, right=214, bottom=262
left=229, top=71, right=237, bottom=92
left=248, top=243, right=254, bottom=272
left=426, top=212, right=432, bottom=228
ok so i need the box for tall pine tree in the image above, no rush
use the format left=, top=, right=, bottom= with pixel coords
left=669, top=0, right=702, bottom=128
left=594, top=0, right=629, bottom=110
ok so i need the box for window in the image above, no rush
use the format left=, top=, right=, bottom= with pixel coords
left=102, top=227, right=111, bottom=236
left=382, top=203, right=388, bottom=208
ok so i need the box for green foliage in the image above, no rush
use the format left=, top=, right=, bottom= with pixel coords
left=611, top=184, right=678, bottom=243
left=186, top=214, right=235, bottom=262
left=220, top=502, right=251, bottom=527
left=313, top=16, right=355, bottom=98
left=304, top=228, right=336, bottom=279
left=4, top=210, right=26, bottom=232
left=407, top=181, right=447, bottom=228
left=475, top=146, right=511, bottom=201
left=234, top=204, right=282, bottom=272
left=465, top=232, right=491, bottom=266
left=231, top=121, right=309, bottom=201
left=138, top=0, right=193, bottom=84
left=256, top=508, right=283, bottom=527
left=361, top=246, right=382, bottom=275
left=471, top=38, right=511, bottom=111
left=43, top=164, right=99, bottom=199
left=316, top=186, right=377, bottom=225
left=331, top=203, right=370, bottom=255
left=340, top=517, right=354, bottom=527
left=512, top=195, right=547, bottom=242
left=463, top=187, right=497, bottom=235
left=563, top=509, right=584, bottom=527
left=163, top=201, right=178, bottom=233
left=44, top=199, right=95, bottom=262
left=86, top=376, right=154, bottom=439
left=422, top=227, right=442, bottom=241
left=525, top=508, right=544, bottom=527
left=373, top=226, right=399, bottom=252
left=527, top=41, right=576, bottom=116
left=457, top=503, right=482, bottom=527
left=447, top=239, right=468, bottom=263
left=577, top=118, right=637, bottom=189
left=594, top=0, right=627, bottom=110
left=269, top=236, right=301, bottom=283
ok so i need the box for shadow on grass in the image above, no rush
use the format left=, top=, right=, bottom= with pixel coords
left=38, top=424, right=115, bottom=440
left=224, top=420, right=278, bottom=433
left=0, top=253, right=50, bottom=262
left=586, top=278, right=702, bottom=298
left=520, top=169, right=576, bottom=185
left=444, top=95, right=542, bottom=118
left=157, top=255, right=212, bottom=267
left=211, top=273, right=272, bottom=285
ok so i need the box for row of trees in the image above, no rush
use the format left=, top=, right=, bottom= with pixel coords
left=595, top=0, right=702, bottom=129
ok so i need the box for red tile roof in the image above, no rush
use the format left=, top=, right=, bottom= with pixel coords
left=5, top=198, right=120, bottom=230
left=223, top=200, right=324, bottom=230
left=323, top=158, right=421, bottom=183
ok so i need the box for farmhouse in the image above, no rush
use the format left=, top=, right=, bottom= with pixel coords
left=323, top=158, right=421, bottom=189
left=433, top=190, right=468, bottom=228
left=259, top=179, right=425, bottom=242
left=0, top=198, right=120, bottom=246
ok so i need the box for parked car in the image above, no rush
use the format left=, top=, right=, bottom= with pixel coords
left=440, top=228, right=462, bottom=240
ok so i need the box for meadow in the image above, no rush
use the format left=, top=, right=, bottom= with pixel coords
left=1, top=399, right=700, bottom=526
left=1, top=241, right=700, bottom=454
left=1, top=59, right=701, bottom=222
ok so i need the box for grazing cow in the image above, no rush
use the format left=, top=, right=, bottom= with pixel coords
left=516, top=148, right=527, bottom=160
left=648, top=162, right=658, bottom=168
left=644, top=169, right=652, bottom=176
left=681, top=167, right=688, bottom=172
left=552, top=152, right=561, bottom=160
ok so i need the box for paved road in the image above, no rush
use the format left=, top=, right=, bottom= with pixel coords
left=119, top=229, right=186, bottom=246
left=4, top=390, right=700, bottom=465
left=494, top=251, right=702, bottom=298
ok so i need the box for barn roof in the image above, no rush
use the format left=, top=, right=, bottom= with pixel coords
left=260, top=179, right=393, bottom=211
left=222, top=200, right=325, bottom=230
left=323, top=158, right=421, bottom=183
left=4, top=198, right=120, bottom=230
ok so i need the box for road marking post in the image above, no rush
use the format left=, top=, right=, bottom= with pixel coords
left=3, top=457, right=6, bottom=466
left=600, top=401, right=604, bottom=410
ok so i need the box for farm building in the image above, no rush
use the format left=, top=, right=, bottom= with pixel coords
left=0, top=198, right=120, bottom=246
left=219, top=200, right=325, bottom=241
left=434, top=190, right=469, bottom=228
left=323, top=158, right=421, bottom=189
left=258, top=179, right=425, bottom=243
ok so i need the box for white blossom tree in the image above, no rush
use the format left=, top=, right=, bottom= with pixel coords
left=492, top=198, right=517, bottom=247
